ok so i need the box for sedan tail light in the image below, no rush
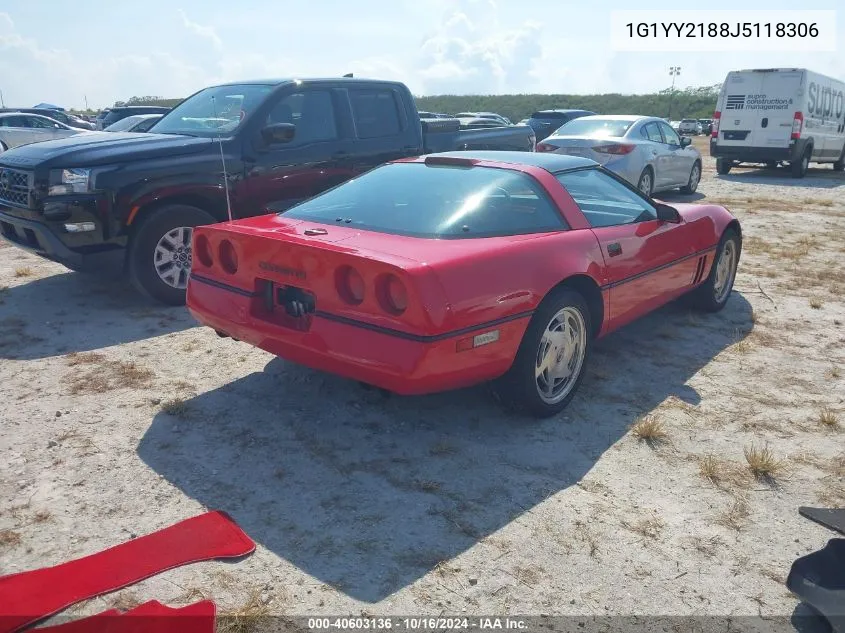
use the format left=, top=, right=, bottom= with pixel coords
left=592, top=143, right=636, bottom=155
left=218, top=239, right=238, bottom=274
left=195, top=234, right=213, bottom=268
left=376, top=274, right=408, bottom=315
left=336, top=266, right=365, bottom=305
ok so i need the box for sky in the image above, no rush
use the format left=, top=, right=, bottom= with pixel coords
left=1, top=0, right=843, bottom=110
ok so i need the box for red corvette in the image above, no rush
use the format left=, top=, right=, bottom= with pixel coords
left=186, top=151, right=741, bottom=417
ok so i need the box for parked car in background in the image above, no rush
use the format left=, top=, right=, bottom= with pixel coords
left=0, top=112, right=93, bottom=152
left=0, top=76, right=535, bottom=306
left=418, top=111, right=452, bottom=119
left=698, top=119, right=713, bottom=135
left=678, top=119, right=701, bottom=135
left=456, top=116, right=507, bottom=129
left=527, top=109, right=596, bottom=141
left=103, top=113, right=164, bottom=133
left=455, top=112, right=512, bottom=126
left=96, top=106, right=172, bottom=130
left=536, top=115, right=702, bottom=197
left=0, top=108, right=94, bottom=130
left=669, top=120, right=681, bottom=132
left=711, top=67, right=845, bottom=177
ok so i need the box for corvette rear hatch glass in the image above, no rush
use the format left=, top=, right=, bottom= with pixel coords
left=283, top=162, right=566, bottom=239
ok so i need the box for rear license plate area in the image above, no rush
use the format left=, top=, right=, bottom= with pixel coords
left=252, top=279, right=316, bottom=330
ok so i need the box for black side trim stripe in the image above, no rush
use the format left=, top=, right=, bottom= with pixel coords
left=314, top=310, right=534, bottom=343
left=190, top=274, right=256, bottom=297
left=599, top=246, right=716, bottom=291
left=190, top=273, right=534, bottom=343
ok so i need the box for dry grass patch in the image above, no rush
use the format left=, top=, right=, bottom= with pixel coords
left=160, top=397, right=189, bottom=418
left=64, top=351, right=154, bottom=394
left=809, top=298, right=824, bottom=310
left=816, top=483, right=845, bottom=507
left=717, top=498, right=751, bottom=532
left=622, top=515, right=665, bottom=540
left=13, top=266, right=33, bottom=277
left=744, top=443, right=786, bottom=483
left=0, top=530, right=22, bottom=547
left=819, top=408, right=839, bottom=429
left=630, top=415, right=667, bottom=447
left=689, top=534, right=725, bottom=558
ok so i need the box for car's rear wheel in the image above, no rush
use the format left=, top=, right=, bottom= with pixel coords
left=493, top=287, right=591, bottom=418
left=791, top=147, right=811, bottom=178
left=679, top=161, right=701, bottom=194
left=833, top=147, right=845, bottom=172
left=716, top=158, right=732, bottom=175
left=637, top=168, right=654, bottom=197
left=690, top=228, right=741, bottom=313
left=128, top=204, right=217, bottom=306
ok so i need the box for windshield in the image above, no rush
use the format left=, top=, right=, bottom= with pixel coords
left=284, top=162, right=566, bottom=239
left=148, top=83, right=275, bottom=137
left=553, top=118, right=635, bottom=138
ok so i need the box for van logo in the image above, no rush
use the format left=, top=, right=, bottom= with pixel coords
left=258, top=261, right=306, bottom=279
left=725, top=94, right=745, bottom=110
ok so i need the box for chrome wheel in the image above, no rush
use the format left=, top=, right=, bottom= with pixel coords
left=154, top=226, right=193, bottom=290
left=535, top=307, right=587, bottom=405
left=688, top=164, right=700, bottom=191
left=713, top=239, right=737, bottom=303
left=638, top=172, right=652, bottom=195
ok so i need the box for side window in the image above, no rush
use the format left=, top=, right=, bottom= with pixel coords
left=659, top=122, right=681, bottom=146
left=28, top=117, right=53, bottom=129
left=264, top=90, right=338, bottom=146
left=556, top=168, right=657, bottom=228
left=349, top=89, right=402, bottom=139
left=641, top=122, right=663, bottom=143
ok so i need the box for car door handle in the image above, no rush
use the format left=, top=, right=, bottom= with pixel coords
left=607, top=242, right=622, bottom=257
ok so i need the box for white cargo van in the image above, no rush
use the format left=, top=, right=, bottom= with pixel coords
left=710, top=68, right=845, bottom=178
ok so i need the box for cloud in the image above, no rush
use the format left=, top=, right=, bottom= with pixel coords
left=415, top=0, right=543, bottom=95
left=178, top=9, right=222, bottom=51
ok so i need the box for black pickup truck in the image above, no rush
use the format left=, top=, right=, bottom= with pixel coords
left=0, top=77, right=535, bottom=305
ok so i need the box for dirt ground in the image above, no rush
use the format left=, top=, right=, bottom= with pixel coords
left=1, top=137, right=844, bottom=630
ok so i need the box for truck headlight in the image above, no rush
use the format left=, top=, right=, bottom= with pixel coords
left=48, top=168, right=91, bottom=196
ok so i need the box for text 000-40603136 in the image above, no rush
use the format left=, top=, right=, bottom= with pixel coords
left=609, top=10, right=836, bottom=52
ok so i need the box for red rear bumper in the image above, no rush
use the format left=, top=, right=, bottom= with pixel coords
left=186, top=277, right=529, bottom=395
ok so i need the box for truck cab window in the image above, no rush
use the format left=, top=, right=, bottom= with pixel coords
left=349, top=89, right=401, bottom=139
left=264, top=91, right=338, bottom=145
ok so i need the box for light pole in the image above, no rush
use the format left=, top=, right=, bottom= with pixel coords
left=667, top=66, right=681, bottom=120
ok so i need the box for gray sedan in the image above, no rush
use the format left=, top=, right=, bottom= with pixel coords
left=536, top=115, right=702, bottom=197
left=0, top=112, right=93, bottom=152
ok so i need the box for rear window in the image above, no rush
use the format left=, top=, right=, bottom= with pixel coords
left=284, top=162, right=566, bottom=239
left=554, top=118, right=635, bottom=137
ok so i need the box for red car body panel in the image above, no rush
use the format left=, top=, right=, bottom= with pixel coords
left=186, top=157, right=739, bottom=395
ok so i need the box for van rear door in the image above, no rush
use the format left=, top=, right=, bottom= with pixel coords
left=718, top=69, right=804, bottom=149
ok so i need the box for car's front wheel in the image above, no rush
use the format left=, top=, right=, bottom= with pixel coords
left=690, top=228, right=741, bottom=313
left=128, top=204, right=217, bottom=306
left=680, top=161, right=701, bottom=194
left=493, top=287, right=591, bottom=417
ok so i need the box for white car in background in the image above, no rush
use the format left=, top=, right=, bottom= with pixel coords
left=0, top=113, right=93, bottom=152
left=536, top=114, right=702, bottom=197
left=678, top=119, right=702, bottom=135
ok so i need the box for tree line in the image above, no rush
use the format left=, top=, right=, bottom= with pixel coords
left=106, top=84, right=721, bottom=120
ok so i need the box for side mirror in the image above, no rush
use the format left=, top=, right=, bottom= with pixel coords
left=260, top=122, right=295, bottom=145
left=656, top=202, right=682, bottom=223
left=680, top=136, right=691, bottom=148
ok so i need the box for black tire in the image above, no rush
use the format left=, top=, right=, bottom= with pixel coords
left=833, top=147, right=845, bottom=171
left=128, top=204, right=217, bottom=306
left=765, top=161, right=778, bottom=170
left=716, top=158, right=732, bottom=175
left=791, top=147, right=811, bottom=178
left=492, top=287, right=592, bottom=418
left=636, top=168, right=654, bottom=197
left=690, top=228, right=741, bottom=313
left=679, top=161, right=701, bottom=194
left=0, top=141, right=7, bottom=153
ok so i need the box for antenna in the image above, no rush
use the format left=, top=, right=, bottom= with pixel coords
left=211, top=95, right=233, bottom=222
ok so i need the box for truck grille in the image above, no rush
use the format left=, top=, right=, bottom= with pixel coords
left=0, top=167, right=32, bottom=208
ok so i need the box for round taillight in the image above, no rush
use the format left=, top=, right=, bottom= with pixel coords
left=218, top=239, right=238, bottom=275
left=336, top=266, right=365, bottom=305
left=378, top=274, right=407, bottom=315
left=195, top=234, right=213, bottom=268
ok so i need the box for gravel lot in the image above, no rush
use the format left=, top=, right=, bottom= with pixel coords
left=1, top=138, right=843, bottom=630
